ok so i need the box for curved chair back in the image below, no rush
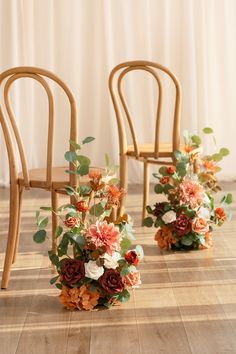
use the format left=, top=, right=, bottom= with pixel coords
left=0, top=66, right=78, bottom=189
left=109, top=60, right=181, bottom=159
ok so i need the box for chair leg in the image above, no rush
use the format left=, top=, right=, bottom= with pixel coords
left=142, top=161, right=150, bottom=226
left=118, top=154, right=128, bottom=217
left=12, top=186, right=24, bottom=263
left=1, top=183, right=20, bottom=289
left=51, top=190, right=59, bottom=253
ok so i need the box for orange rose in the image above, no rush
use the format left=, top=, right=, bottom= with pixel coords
left=215, top=207, right=226, bottom=221
left=160, top=176, right=170, bottom=184
left=192, top=217, right=209, bottom=234
left=167, top=166, right=176, bottom=174
left=123, top=271, right=141, bottom=288
left=76, top=200, right=89, bottom=212
left=202, top=159, right=217, bottom=172
left=64, top=216, right=78, bottom=228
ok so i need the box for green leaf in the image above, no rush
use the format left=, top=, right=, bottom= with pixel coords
left=69, top=139, right=81, bottom=150
left=198, top=235, right=205, bottom=245
left=105, top=153, right=110, bottom=167
left=163, top=184, right=173, bottom=194
left=55, top=283, right=62, bottom=290
left=64, top=186, right=75, bottom=196
left=219, top=147, right=230, bottom=157
left=55, top=226, right=63, bottom=238
left=76, top=164, right=89, bottom=176
left=117, top=289, right=131, bottom=303
left=174, top=150, right=182, bottom=161
left=225, top=193, right=233, bottom=204
left=108, top=178, right=119, bottom=185
left=37, top=216, right=49, bottom=230
left=143, top=217, right=154, bottom=227
left=203, top=127, right=213, bottom=134
left=48, top=251, right=59, bottom=266
left=69, top=234, right=86, bottom=247
left=82, top=136, right=95, bottom=144
left=159, top=166, right=168, bottom=176
left=154, top=184, right=163, bottom=194
left=79, top=185, right=91, bottom=195
left=57, top=234, right=70, bottom=257
left=64, top=151, right=77, bottom=162
left=154, top=219, right=164, bottom=227
left=77, top=155, right=90, bottom=165
left=212, top=153, right=222, bottom=162
left=120, top=238, right=132, bottom=254
left=120, top=267, right=130, bottom=276
left=176, top=162, right=187, bottom=177
left=181, top=234, right=194, bottom=246
left=65, top=169, right=77, bottom=175
left=135, top=245, right=144, bottom=260
left=40, top=206, right=53, bottom=211
left=191, top=134, right=202, bottom=146
left=146, top=205, right=153, bottom=214
left=33, top=230, right=47, bottom=243
left=89, top=203, right=104, bottom=217
left=50, top=275, right=59, bottom=285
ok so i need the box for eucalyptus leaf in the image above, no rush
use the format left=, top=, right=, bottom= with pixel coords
left=64, top=150, right=77, bottom=162
left=219, top=147, right=230, bottom=157
left=40, top=206, right=53, bottom=211
left=225, top=193, right=233, bottom=204
left=76, top=164, right=89, bottom=176
left=191, top=134, right=202, bottom=146
left=143, top=217, right=154, bottom=227
left=33, top=230, right=47, bottom=243
left=77, top=155, right=90, bottom=165
left=38, top=216, right=49, bottom=230
left=89, top=203, right=104, bottom=217
left=55, top=225, right=63, bottom=238
left=69, top=139, right=81, bottom=150
left=82, top=136, right=95, bottom=144
left=154, top=184, right=163, bottom=194
left=203, top=127, right=213, bottom=134
left=181, top=234, right=194, bottom=246
left=50, top=275, right=59, bottom=285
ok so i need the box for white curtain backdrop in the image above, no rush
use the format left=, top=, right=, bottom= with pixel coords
left=0, top=0, right=236, bottom=185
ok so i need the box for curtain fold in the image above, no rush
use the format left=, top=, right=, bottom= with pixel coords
left=0, top=0, right=236, bottom=185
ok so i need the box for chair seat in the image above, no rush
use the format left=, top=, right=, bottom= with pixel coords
left=18, top=166, right=105, bottom=189
left=127, top=143, right=177, bottom=158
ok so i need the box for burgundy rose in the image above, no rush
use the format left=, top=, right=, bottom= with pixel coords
left=153, top=202, right=165, bottom=217
left=99, top=269, right=124, bottom=294
left=174, top=214, right=192, bottom=236
left=61, top=259, right=85, bottom=285
left=125, top=250, right=139, bottom=266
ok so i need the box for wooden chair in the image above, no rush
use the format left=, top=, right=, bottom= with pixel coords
left=0, top=67, right=94, bottom=289
left=109, top=60, right=181, bottom=224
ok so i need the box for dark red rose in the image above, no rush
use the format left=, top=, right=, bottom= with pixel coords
left=61, top=259, right=85, bottom=285
left=76, top=200, right=89, bottom=212
left=153, top=202, right=165, bottom=217
left=174, top=214, right=192, bottom=236
left=125, top=250, right=139, bottom=266
left=99, top=269, right=124, bottom=294
left=64, top=216, right=77, bottom=228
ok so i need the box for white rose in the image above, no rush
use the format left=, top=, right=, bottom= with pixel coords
left=84, top=260, right=104, bottom=280
left=156, top=193, right=169, bottom=203
left=198, top=207, right=210, bottom=220
left=162, top=210, right=176, bottom=224
left=203, top=193, right=210, bottom=205
left=103, top=252, right=119, bottom=269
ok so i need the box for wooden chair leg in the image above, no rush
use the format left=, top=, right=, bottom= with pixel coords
left=142, top=161, right=149, bottom=226
left=51, top=190, right=59, bottom=254
left=118, top=154, right=128, bottom=217
left=1, top=183, right=20, bottom=289
left=12, top=186, right=24, bottom=263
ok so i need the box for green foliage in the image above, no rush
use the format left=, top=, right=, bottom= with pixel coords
left=176, top=162, right=186, bottom=177
left=69, top=140, right=81, bottom=150
left=225, top=193, right=233, bottom=205
left=146, top=205, right=153, bottom=214
left=64, top=186, right=76, bottom=196
left=181, top=234, right=194, bottom=246
left=33, top=230, right=47, bottom=243
left=191, top=134, right=202, bottom=146
left=117, top=289, right=131, bottom=303
left=82, top=136, right=95, bottom=144
left=40, top=206, right=53, bottom=211
left=50, top=275, right=60, bottom=285
left=89, top=203, right=104, bottom=217
left=159, top=166, right=168, bottom=176
left=37, top=216, right=49, bottom=230
left=154, top=184, right=163, bottom=194
left=55, top=226, right=63, bottom=238
left=203, top=127, right=213, bottom=134
left=77, top=155, right=90, bottom=166
left=76, top=164, right=89, bottom=176
left=105, top=153, right=110, bottom=167
left=120, top=238, right=132, bottom=255
left=219, top=147, right=230, bottom=157
left=64, top=151, right=77, bottom=162
left=143, top=217, right=154, bottom=227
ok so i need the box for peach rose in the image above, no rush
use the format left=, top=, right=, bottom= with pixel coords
left=199, top=232, right=213, bottom=249
left=123, top=271, right=141, bottom=288
left=192, top=217, right=209, bottom=234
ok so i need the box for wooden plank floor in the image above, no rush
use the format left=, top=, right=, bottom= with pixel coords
left=0, top=182, right=236, bottom=354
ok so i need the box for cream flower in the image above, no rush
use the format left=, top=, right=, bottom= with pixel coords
left=155, top=193, right=169, bottom=204
left=103, top=252, right=119, bottom=269
left=162, top=210, right=177, bottom=224
left=198, top=207, right=210, bottom=220
left=84, top=260, right=104, bottom=280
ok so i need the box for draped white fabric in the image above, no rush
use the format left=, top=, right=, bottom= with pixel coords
left=0, top=0, right=236, bottom=185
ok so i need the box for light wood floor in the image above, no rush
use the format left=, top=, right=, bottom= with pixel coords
left=0, top=183, right=236, bottom=354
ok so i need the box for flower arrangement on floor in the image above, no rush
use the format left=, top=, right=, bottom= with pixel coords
left=33, top=137, right=143, bottom=310
left=144, top=128, right=232, bottom=251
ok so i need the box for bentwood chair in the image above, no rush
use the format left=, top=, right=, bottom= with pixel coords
left=0, top=67, right=97, bottom=289
left=109, top=60, right=181, bottom=224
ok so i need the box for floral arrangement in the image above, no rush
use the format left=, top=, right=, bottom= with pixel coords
left=144, top=128, right=232, bottom=251
left=33, top=137, right=143, bottom=310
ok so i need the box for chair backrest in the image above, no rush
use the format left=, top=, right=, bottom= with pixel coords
left=109, top=60, right=181, bottom=159
left=0, top=66, right=78, bottom=189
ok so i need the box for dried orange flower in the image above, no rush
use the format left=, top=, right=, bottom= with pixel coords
left=202, top=159, right=217, bottom=172
left=59, top=284, right=100, bottom=311
left=155, top=225, right=176, bottom=250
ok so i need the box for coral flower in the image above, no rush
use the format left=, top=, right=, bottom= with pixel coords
left=178, top=179, right=204, bottom=208
left=160, top=176, right=170, bottom=185
left=192, top=217, right=209, bottom=234
left=167, top=166, right=176, bottom=174
left=184, top=144, right=194, bottom=153
left=59, top=284, right=100, bottom=310
left=106, top=185, right=125, bottom=207
left=215, top=207, right=226, bottom=222
left=199, top=232, right=213, bottom=249
left=89, top=170, right=102, bottom=180
left=155, top=226, right=176, bottom=250
left=86, top=221, right=121, bottom=255
left=202, top=159, right=217, bottom=172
